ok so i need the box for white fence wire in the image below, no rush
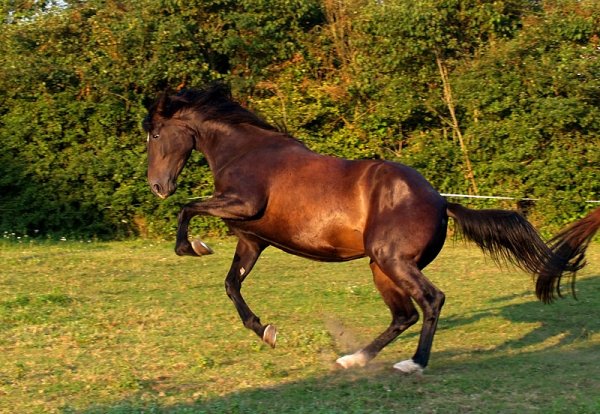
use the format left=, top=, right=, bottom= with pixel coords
left=440, top=193, right=600, bottom=203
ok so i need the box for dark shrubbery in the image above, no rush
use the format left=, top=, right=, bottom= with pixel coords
left=0, top=0, right=597, bottom=239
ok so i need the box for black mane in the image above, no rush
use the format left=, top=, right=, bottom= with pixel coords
left=143, top=83, right=279, bottom=133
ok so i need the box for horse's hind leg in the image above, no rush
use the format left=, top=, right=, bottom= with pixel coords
left=224, top=235, right=277, bottom=347
left=336, top=261, right=419, bottom=368
left=375, top=256, right=445, bottom=373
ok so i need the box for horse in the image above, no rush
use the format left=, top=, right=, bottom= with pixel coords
left=543, top=207, right=600, bottom=299
left=142, top=83, right=588, bottom=373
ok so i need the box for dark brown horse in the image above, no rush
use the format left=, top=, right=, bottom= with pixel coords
left=143, top=84, right=589, bottom=373
left=542, top=207, right=600, bottom=300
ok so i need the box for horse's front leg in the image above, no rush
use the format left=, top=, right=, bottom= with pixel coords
left=224, top=235, right=277, bottom=347
left=175, top=193, right=264, bottom=257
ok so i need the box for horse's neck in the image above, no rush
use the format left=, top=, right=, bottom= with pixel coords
left=195, top=122, right=295, bottom=174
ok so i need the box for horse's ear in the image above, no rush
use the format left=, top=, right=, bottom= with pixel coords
left=156, top=91, right=171, bottom=116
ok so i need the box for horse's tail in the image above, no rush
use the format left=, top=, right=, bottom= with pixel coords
left=446, top=202, right=576, bottom=303
left=542, top=207, right=600, bottom=295
left=549, top=208, right=600, bottom=270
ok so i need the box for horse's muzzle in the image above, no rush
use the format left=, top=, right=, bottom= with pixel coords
left=150, top=182, right=174, bottom=199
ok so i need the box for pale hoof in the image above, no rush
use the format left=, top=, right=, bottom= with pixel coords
left=191, top=239, right=214, bottom=256
left=335, top=351, right=369, bottom=369
left=263, top=324, right=277, bottom=348
left=393, top=359, right=423, bottom=374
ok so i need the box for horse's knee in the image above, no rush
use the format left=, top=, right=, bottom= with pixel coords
left=433, top=290, right=445, bottom=310
left=176, top=206, right=195, bottom=223
left=422, top=289, right=445, bottom=321
left=394, top=309, right=419, bottom=331
left=406, top=310, right=419, bottom=326
left=224, top=278, right=240, bottom=298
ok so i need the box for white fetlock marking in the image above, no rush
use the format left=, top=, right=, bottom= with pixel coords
left=393, top=359, right=424, bottom=374
left=336, top=351, right=369, bottom=369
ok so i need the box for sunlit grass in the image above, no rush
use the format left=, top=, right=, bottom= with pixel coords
left=1, top=239, right=599, bottom=413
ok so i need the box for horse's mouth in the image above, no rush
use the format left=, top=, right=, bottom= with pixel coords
left=151, top=182, right=175, bottom=199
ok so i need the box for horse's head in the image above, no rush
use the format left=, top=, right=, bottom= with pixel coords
left=143, top=92, right=195, bottom=199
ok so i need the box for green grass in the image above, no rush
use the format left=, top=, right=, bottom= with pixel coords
left=1, top=238, right=599, bottom=413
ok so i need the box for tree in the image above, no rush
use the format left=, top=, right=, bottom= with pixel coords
left=0, top=0, right=596, bottom=238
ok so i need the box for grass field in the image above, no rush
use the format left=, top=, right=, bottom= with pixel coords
left=1, top=238, right=599, bottom=413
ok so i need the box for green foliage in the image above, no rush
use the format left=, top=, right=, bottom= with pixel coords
left=0, top=0, right=597, bottom=238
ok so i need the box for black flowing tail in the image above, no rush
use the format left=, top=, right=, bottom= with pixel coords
left=446, top=202, right=581, bottom=303
left=548, top=208, right=600, bottom=270
left=546, top=207, right=600, bottom=292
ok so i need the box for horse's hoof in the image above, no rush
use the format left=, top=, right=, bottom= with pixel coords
left=393, top=359, right=423, bottom=374
left=335, top=351, right=369, bottom=369
left=191, top=239, right=214, bottom=256
left=263, top=324, right=277, bottom=348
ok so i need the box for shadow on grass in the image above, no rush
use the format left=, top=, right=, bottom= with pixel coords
left=70, top=346, right=600, bottom=414
left=441, top=274, right=600, bottom=350
left=69, top=276, right=600, bottom=414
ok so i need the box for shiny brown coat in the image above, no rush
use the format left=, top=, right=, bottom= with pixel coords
left=144, top=84, right=586, bottom=372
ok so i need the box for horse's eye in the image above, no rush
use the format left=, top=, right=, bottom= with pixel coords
left=152, top=134, right=160, bottom=140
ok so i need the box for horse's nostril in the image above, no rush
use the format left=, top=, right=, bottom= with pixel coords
left=152, top=183, right=162, bottom=195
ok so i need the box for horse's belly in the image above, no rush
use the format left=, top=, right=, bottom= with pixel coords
left=271, top=233, right=366, bottom=262
left=233, top=217, right=366, bottom=262
left=230, top=160, right=371, bottom=260
left=289, top=224, right=366, bottom=261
